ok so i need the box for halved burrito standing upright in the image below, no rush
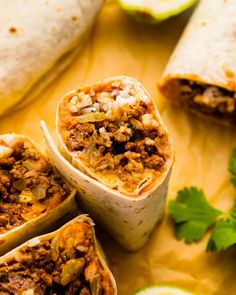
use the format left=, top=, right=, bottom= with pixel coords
left=159, top=0, right=236, bottom=125
left=0, top=134, right=77, bottom=255
left=0, top=215, right=117, bottom=294
left=0, top=0, right=103, bottom=116
left=41, top=76, right=174, bottom=251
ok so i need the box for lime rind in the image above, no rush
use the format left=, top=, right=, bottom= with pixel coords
left=118, top=0, right=197, bottom=24
left=133, top=284, right=195, bottom=295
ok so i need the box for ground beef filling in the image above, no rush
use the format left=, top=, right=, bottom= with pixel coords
left=0, top=139, right=71, bottom=234
left=59, top=80, right=170, bottom=193
left=178, top=79, right=236, bottom=122
left=0, top=222, right=114, bottom=294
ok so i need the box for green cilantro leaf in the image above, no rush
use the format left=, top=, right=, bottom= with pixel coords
left=169, top=187, right=223, bottom=243
left=207, top=203, right=236, bottom=252
left=228, top=149, right=236, bottom=188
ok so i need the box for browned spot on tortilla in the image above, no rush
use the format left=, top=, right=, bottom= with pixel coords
left=138, top=220, right=143, bottom=225
left=123, top=220, right=128, bottom=224
left=0, top=240, right=5, bottom=246
left=9, top=27, right=17, bottom=34
left=115, top=202, right=120, bottom=206
left=135, top=207, right=145, bottom=213
left=72, top=16, right=78, bottom=21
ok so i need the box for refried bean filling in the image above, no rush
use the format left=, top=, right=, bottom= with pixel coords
left=59, top=80, right=170, bottom=194
left=177, top=79, right=236, bottom=122
left=0, top=221, right=114, bottom=294
left=0, top=138, right=71, bottom=234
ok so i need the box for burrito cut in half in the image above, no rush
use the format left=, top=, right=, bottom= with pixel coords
left=0, top=134, right=76, bottom=255
left=0, top=0, right=103, bottom=116
left=41, top=76, right=174, bottom=251
left=0, top=215, right=117, bottom=294
left=159, top=0, right=236, bottom=125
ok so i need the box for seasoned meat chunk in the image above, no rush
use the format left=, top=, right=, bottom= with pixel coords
left=67, top=123, right=95, bottom=151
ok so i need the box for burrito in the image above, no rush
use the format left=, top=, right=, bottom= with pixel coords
left=159, top=0, right=236, bottom=125
left=41, top=76, right=174, bottom=251
left=0, top=215, right=117, bottom=294
left=0, top=0, right=103, bottom=116
left=0, top=134, right=77, bottom=255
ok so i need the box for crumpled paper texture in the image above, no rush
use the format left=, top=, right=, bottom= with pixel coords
left=0, top=1, right=236, bottom=294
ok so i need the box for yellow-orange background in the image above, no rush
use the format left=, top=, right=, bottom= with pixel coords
left=1, top=1, right=236, bottom=294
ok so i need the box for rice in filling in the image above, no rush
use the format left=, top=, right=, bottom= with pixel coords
left=0, top=138, right=72, bottom=234
left=176, top=79, right=236, bottom=122
left=59, top=79, right=171, bottom=194
left=0, top=221, right=114, bottom=294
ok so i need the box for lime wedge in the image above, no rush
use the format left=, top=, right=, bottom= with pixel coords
left=118, top=0, right=197, bottom=24
left=133, top=285, right=195, bottom=295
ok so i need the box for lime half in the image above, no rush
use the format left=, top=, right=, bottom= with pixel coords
left=118, top=0, right=197, bottom=24
left=133, top=285, right=195, bottom=295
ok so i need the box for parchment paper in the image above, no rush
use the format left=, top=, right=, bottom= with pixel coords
left=1, top=1, right=236, bottom=294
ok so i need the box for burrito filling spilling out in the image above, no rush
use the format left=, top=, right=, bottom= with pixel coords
left=167, top=79, right=236, bottom=123
left=59, top=78, right=172, bottom=195
left=0, top=137, right=72, bottom=234
left=0, top=220, right=114, bottom=294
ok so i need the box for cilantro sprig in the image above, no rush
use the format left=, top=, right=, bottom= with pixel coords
left=169, top=187, right=223, bottom=243
left=169, top=149, right=236, bottom=252
left=207, top=204, right=236, bottom=252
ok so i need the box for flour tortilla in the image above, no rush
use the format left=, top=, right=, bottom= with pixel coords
left=0, top=0, right=103, bottom=116
left=41, top=76, right=174, bottom=251
left=159, top=0, right=236, bottom=116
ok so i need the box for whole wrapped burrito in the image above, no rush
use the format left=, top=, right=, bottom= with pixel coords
left=41, top=76, right=174, bottom=251
left=0, top=215, right=117, bottom=294
left=0, top=134, right=77, bottom=255
left=159, top=0, right=236, bottom=125
left=0, top=0, right=103, bottom=116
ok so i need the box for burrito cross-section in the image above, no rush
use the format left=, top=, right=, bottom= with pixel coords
left=41, top=76, right=174, bottom=251
left=58, top=77, right=172, bottom=196
left=0, top=215, right=117, bottom=294
left=159, top=0, right=236, bottom=125
left=0, top=134, right=77, bottom=255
